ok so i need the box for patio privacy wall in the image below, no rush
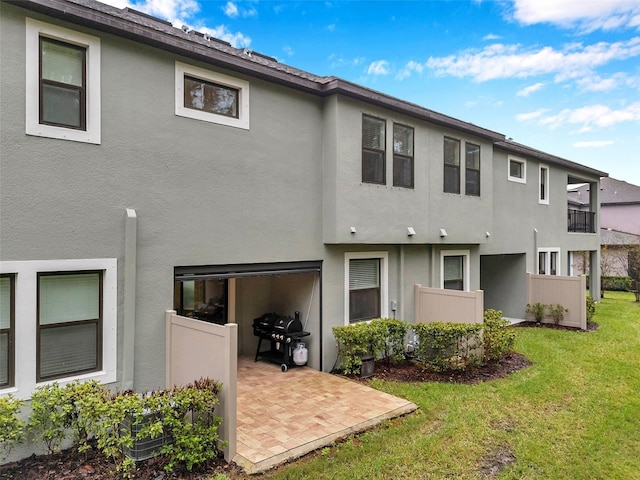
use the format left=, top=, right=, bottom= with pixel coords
left=414, top=285, right=484, bottom=324
left=526, top=274, right=587, bottom=329
left=165, top=311, right=237, bottom=461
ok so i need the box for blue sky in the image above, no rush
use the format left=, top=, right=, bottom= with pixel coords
left=104, top=0, right=640, bottom=185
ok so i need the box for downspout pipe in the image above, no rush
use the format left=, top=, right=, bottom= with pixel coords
left=123, top=208, right=137, bottom=391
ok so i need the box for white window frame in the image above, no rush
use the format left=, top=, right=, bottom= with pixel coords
left=539, top=164, right=550, bottom=205
left=508, top=156, right=527, bottom=183
left=344, top=252, right=388, bottom=325
left=537, top=248, right=560, bottom=276
left=25, top=18, right=101, bottom=144
left=440, top=250, right=471, bottom=291
left=175, top=61, right=250, bottom=130
left=0, top=259, right=116, bottom=400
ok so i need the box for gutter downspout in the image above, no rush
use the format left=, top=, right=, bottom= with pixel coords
left=399, top=245, right=405, bottom=321
left=123, top=208, right=137, bottom=391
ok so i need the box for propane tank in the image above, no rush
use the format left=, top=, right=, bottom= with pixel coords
left=293, top=342, right=308, bottom=366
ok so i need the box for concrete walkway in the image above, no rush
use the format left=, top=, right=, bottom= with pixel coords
left=233, top=357, right=417, bottom=474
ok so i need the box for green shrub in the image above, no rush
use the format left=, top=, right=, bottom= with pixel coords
left=27, top=383, right=69, bottom=454
left=333, top=322, right=377, bottom=375
left=483, top=309, right=515, bottom=362
left=601, top=276, right=633, bottom=291
left=586, top=295, right=597, bottom=321
left=548, top=304, right=568, bottom=325
left=64, top=380, right=110, bottom=454
left=370, top=318, right=409, bottom=363
left=526, top=302, right=546, bottom=323
left=0, top=394, right=26, bottom=461
left=413, top=322, right=482, bottom=371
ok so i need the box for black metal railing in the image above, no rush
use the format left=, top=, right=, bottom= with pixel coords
left=568, top=209, right=596, bottom=233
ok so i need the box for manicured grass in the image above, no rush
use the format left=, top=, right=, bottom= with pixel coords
left=261, top=292, right=640, bottom=480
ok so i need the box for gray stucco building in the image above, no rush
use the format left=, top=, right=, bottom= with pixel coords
left=1, top=0, right=605, bottom=407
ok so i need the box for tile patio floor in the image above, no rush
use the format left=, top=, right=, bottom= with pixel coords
left=233, top=357, right=417, bottom=474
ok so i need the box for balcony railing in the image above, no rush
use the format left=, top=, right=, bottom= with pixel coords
left=568, top=209, right=596, bottom=233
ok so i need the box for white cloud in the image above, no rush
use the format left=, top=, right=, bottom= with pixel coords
left=483, top=33, right=501, bottom=41
left=197, top=25, right=251, bottom=48
left=573, top=140, right=615, bottom=148
left=367, top=60, right=390, bottom=76
left=223, top=1, right=238, bottom=18
left=424, top=38, right=640, bottom=83
left=283, top=45, right=294, bottom=56
left=511, top=0, right=640, bottom=32
left=329, top=54, right=366, bottom=68
left=576, top=73, right=627, bottom=92
left=327, top=23, right=336, bottom=32
left=516, top=108, right=548, bottom=121
left=535, top=102, right=640, bottom=132
left=396, top=60, right=424, bottom=80
left=517, top=82, right=545, bottom=96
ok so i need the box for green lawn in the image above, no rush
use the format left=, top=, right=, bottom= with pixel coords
left=261, top=292, right=640, bottom=480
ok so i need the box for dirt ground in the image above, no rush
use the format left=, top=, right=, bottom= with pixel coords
left=0, top=349, right=539, bottom=480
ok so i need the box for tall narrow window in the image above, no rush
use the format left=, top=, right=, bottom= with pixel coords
left=443, top=137, right=460, bottom=193
left=349, top=258, right=380, bottom=322
left=0, top=274, right=15, bottom=388
left=465, top=143, right=480, bottom=196
left=538, top=251, right=547, bottom=275
left=39, top=37, right=86, bottom=130
left=362, top=115, right=386, bottom=184
left=539, top=164, right=549, bottom=204
left=37, top=271, right=102, bottom=381
left=443, top=255, right=465, bottom=290
left=393, top=123, right=414, bottom=188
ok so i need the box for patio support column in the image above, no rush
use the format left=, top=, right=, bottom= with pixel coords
left=123, top=208, right=137, bottom=391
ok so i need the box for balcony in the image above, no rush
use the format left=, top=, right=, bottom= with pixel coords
left=568, top=209, right=596, bottom=233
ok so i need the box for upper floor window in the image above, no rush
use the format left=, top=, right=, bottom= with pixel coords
left=393, top=123, right=414, bottom=188
left=175, top=62, right=249, bottom=129
left=362, top=115, right=386, bottom=184
left=465, top=143, right=480, bottom=196
left=26, top=18, right=101, bottom=144
left=443, top=137, right=461, bottom=194
left=0, top=275, right=15, bottom=389
left=508, top=156, right=527, bottom=183
left=539, top=164, right=550, bottom=204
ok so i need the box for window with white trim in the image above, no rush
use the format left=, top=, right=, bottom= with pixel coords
left=175, top=62, right=250, bottom=129
left=26, top=18, right=101, bottom=144
left=440, top=250, right=470, bottom=291
left=508, top=156, right=526, bottom=183
left=538, top=248, right=560, bottom=275
left=539, top=164, right=549, bottom=204
left=344, top=252, right=388, bottom=324
left=0, top=275, right=15, bottom=389
left=0, top=259, right=116, bottom=399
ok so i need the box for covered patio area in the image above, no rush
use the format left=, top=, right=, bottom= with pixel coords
left=234, top=357, right=417, bottom=474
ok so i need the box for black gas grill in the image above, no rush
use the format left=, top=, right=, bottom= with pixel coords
left=253, top=312, right=310, bottom=371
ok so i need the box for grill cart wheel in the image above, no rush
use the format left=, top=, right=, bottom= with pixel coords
left=281, top=364, right=288, bottom=372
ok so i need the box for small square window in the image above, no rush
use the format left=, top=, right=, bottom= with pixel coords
left=508, top=156, right=526, bottom=183
left=175, top=62, right=249, bottom=129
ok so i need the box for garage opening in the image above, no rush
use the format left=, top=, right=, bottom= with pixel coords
left=173, top=261, right=322, bottom=370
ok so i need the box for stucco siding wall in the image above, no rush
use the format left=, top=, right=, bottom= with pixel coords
left=1, top=6, right=325, bottom=391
